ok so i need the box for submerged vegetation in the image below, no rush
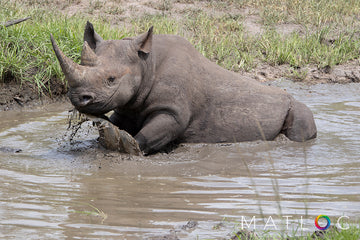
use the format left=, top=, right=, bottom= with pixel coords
left=1, top=0, right=360, bottom=94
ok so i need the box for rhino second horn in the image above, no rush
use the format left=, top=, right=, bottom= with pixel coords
left=50, top=34, right=86, bottom=87
left=81, top=41, right=98, bottom=66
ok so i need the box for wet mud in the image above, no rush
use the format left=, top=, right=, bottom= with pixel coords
left=0, top=80, right=359, bottom=239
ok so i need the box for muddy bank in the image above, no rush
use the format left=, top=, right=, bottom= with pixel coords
left=246, top=60, right=360, bottom=84
left=0, top=78, right=67, bottom=111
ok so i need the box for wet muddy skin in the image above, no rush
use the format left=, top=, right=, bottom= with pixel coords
left=0, top=80, right=359, bottom=239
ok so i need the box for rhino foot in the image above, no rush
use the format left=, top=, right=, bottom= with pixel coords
left=93, top=118, right=141, bottom=156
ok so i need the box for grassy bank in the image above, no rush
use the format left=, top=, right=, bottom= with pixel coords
left=1, top=0, right=360, bottom=95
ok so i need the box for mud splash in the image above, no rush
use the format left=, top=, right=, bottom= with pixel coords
left=0, top=80, right=359, bottom=239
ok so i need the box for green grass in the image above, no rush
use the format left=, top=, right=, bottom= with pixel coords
left=0, top=4, right=80, bottom=94
left=0, top=2, right=128, bottom=94
left=2, top=0, right=360, bottom=95
left=259, top=28, right=360, bottom=68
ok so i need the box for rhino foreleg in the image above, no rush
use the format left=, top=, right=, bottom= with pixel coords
left=135, top=113, right=184, bottom=155
left=109, top=111, right=139, bottom=137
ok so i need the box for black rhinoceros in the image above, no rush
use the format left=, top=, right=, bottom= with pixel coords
left=51, top=21, right=317, bottom=154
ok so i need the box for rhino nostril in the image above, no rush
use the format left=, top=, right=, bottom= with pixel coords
left=79, top=94, right=94, bottom=106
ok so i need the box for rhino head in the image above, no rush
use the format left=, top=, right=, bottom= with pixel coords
left=51, top=21, right=153, bottom=116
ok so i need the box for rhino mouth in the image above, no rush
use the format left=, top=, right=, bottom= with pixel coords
left=75, top=103, right=114, bottom=117
left=84, top=111, right=112, bottom=123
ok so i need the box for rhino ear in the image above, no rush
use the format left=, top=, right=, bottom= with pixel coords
left=84, top=21, right=103, bottom=50
left=134, top=26, right=153, bottom=54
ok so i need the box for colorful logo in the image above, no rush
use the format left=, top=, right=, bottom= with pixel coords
left=315, top=215, right=331, bottom=230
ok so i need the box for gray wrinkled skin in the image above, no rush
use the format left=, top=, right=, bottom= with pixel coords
left=51, top=21, right=317, bottom=154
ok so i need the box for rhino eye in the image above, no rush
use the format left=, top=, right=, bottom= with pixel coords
left=107, top=77, right=116, bottom=83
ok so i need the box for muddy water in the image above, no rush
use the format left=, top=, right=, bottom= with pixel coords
left=0, top=80, right=359, bottom=239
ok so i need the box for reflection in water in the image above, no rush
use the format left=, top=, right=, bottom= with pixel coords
left=0, top=81, right=359, bottom=239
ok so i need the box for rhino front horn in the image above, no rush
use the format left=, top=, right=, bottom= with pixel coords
left=50, top=34, right=86, bottom=87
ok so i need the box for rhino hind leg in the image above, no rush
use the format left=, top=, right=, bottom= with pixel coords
left=282, top=100, right=317, bottom=142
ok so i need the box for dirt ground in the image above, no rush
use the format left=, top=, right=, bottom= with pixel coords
left=2, top=0, right=360, bottom=111
left=0, top=77, right=67, bottom=111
